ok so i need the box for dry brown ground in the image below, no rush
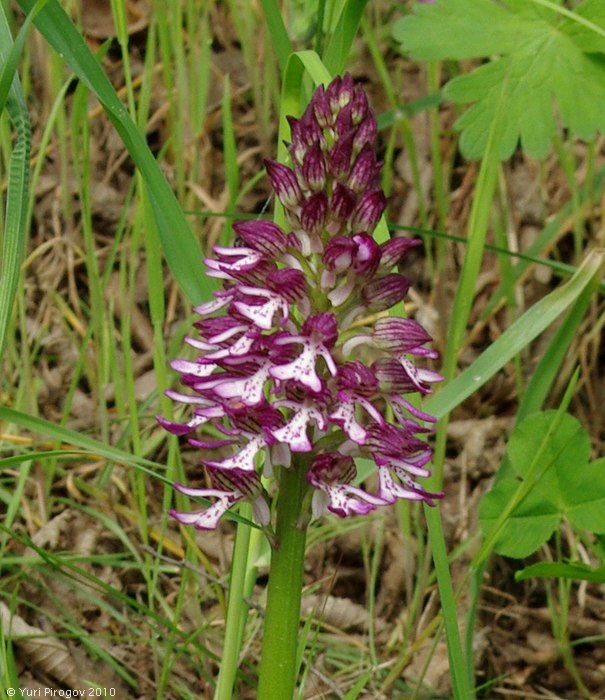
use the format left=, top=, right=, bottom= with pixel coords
left=4, top=3, right=605, bottom=699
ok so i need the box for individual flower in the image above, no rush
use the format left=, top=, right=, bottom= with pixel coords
left=160, top=74, right=443, bottom=529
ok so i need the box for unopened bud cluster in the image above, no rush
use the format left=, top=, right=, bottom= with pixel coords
left=160, top=74, right=443, bottom=529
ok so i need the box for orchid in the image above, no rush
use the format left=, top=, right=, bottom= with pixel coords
left=160, top=74, right=443, bottom=532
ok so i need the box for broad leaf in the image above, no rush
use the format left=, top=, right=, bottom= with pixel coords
left=393, top=0, right=605, bottom=159
left=479, top=477, right=560, bottom=558
left=480, top=412, right=605, bottom=557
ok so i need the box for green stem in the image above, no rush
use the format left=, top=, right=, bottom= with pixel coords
left=257, top=459, right=310, bottom=700
left=215, top=504, right=252, bottom=700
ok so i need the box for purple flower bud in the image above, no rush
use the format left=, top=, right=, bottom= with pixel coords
left=351, top=233, right=381, bottom=276
left=372, top=317, right=434, bottom=355
left=312, top=84, right=332, bottom=128
left=330, top=184, right=357, bottom=228
left=333, top=102, right=353, bottom=137
left=351, top=86, right=369, bottom=125
left=288, top=114, right=325, bottom=164
left=301, top=143, right=327, bottom=192
left=349, top=146, right=380, bottom=193
left=336, top=361, right=378, bottom=395
left=323, top=236, right=356, bottom=273
left=365, top=423, right=430, bottom=470
left=302, top=311, right=339, bottom=348
left=300, top=192, right=328, bottom=236
left=264, top=159, right=302, bottom=209
left=233, top=220, right=288, bottom=257
left=267, top=268, right=307, bottom=303
left=350, top=190, right=387, bottom=233
left=361, top=274, right=411, bottom=313
left=373, top=357, right=442, bottom=394
left=328, top=130, right=356, bottom=180
left=327, top=73, right=354, bottom=113
left=379, top=236, right=423, bottom=270
left=353, top=114, right=378, bottom=153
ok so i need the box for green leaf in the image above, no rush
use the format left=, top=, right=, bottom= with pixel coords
left=392, top=0, right=527, bottom=60
left=515, top=561, right=605, bottom=583
left=425, top=250, right=605, bottom=420
left=480, top=411, right=605, bottom=558
left=507, top=412, right=590, bottom=482
left=479, top=477, right=560, bottom=558
left=562, top=0, right=605, bottom=52
left=393, top=0, right=605, bottom=159
left=322, top=0, right=369, bottom=75
left=0, top=4, right=31, bottom=362
left=562, top=457, right=605, bottom=534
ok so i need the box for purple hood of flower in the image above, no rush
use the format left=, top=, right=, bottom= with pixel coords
left=161, top=74, right=443, bottom=529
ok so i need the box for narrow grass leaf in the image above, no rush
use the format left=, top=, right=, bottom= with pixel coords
left=0, top=406, right=169, bottom=482
left=515, top=561, right=605, bottom=584
left=0, top=6, right=30, bottom=362
left=322, top=0, right=369, bottom=75
left=15, top=0, right=209, bottom=303
left=425, top=250, right=605, bottom=419
left=0, top=0, right=47, bottom=113
left=259, top=0, right=293, bottom=72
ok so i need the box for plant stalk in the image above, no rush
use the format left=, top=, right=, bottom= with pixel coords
left=257, top=458, right=310, bottom=699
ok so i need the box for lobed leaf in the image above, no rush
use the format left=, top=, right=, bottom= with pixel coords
left=480, top=412, right=605, bottom=558
left=394, top=0, right=605, bottom=159
left=479, top=478, right=560, bottom=559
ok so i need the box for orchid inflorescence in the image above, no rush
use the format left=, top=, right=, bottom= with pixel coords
left=159, top=74, right=443, bottom=530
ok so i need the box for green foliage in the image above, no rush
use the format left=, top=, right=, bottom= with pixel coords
left=480, top=411, right=605, bottom=558
left=15, top=0, right=210, bottom=304
left=393, top=0, right=605, bottom=159
left=0, top=4, right=30, bottom=363
left=515, top=561, right=605, bottom=584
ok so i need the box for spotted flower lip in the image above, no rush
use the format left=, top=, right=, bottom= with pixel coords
left=307, top=453, right=389, bottom=518
left=160, top=73, right=443, bottom=529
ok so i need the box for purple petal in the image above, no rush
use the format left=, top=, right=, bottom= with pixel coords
left=353, top=114, right=377, bottom=153
left=233, top=219, right=288, bottom=257
left=271, top=404, right=326, bottom=452
left=264, top=159, right=303, bottom=208
left=213, top=362, right=272, bottom=406
left=348, top=146, right=379, bottom=193
left=379, top=236, right=422, bottom=270
left=373, top=317, right=434, bottom=354
left=328, top=130, right=355, bottom=179
left=301, top=143, right=327, bottom=191
left=361, top=274, right=411, bottom=313
left=312, top=84, right=332, bottom=128
left=300, top=192, right=328, bottom=236
left=351, top=86, right=369, bottom=125
left=350, top=190, right=387, bottom=233
left=156, top=413, right=208, bottom=436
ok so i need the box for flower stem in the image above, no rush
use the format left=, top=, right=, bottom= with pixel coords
left=257, top=458, right=310, bottom=699
left=214, top=504, right=252, bottom=700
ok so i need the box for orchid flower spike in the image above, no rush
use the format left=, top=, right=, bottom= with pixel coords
left=160, top=74, right=443, bottom=530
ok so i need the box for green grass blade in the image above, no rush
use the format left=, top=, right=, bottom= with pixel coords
left=15, top=0, right=209, bottom=303
left=0, top=407, right=257, bottom=528
left=0, top=0, right=46, bottom=113
left=259, top=0, right=293, bottom=72
left=425, top=250, right=605, bottom=420
left=322, top=0, right=369, bottom=75
left=0, top=406, right=170, bottom=482
left=0, top=5, right=31, bottom=362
